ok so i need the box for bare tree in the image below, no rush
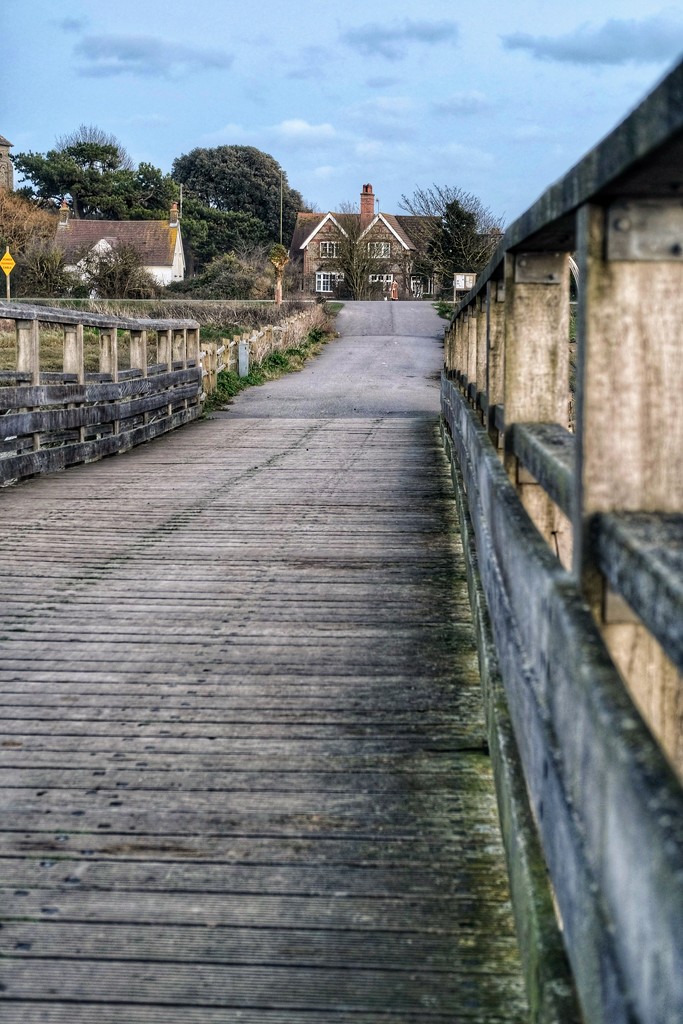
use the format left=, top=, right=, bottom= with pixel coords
left=0, top=190, right=55, bottom=253
left=54, top=124, right=135, bottom=170
left=399, top=185, right=504, bottom=286
left=326, top=202, right=390, bottom=300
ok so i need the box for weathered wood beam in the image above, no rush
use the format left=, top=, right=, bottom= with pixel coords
left=574, top=200, right=683, bottom=774
left=442, top=379, right=683, bottom=1024
left=502, top=251, right=572, bottom=564
left=508, top=423, right=575, bottom=519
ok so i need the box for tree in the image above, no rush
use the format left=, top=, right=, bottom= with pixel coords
left=269, top=243, right=289, bottom=305
left=399, top=185, right=504, bottom=286
left=172, top=146, right=303, bottom=244
left=179, top=196, right=269, bottom=274
left=79, top=242, right=160, bottom=298
left=16, top=241, right=79, bottom=298
left=326, top=204, right=390, bottom=300
left=13, top=124, right=177, bottom=220
left=54, top=125, right=135, bottom=170
left=0, top=190, right=55, bottom=254
left=167, top=245, right=274, bottom=300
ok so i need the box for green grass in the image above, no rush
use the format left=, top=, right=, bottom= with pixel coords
left=433, top=300, right=455, bottom=320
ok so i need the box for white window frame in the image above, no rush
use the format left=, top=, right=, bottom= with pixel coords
left=369, top=273, right=394, bottom=288
left=319, top=241, right=338, bottom=258
left=368, top=240, right=391, bottom=258
left=315, top=271, right=343, bottom=293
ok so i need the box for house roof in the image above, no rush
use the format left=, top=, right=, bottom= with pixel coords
left=394, top=215, right=439, bottom=243
left=56, top=219, right=179, bottom=267
left=289, top=212, right=325, bottom=254
left=0, top=135, right=12, bottom=147
left=290, top=208, right=436, bottom=256
left=359, top=213, right=416, bottom=250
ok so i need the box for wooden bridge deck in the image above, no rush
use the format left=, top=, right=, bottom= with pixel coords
left=0, top=303, right=528, bottom=1022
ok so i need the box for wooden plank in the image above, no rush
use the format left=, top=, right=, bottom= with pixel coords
left=508, top=422, right=575, bottom=518
left=0, top=367, right=201, bottom=412
left=592, top=512, right=683, bottom=674
left=0, top=384, right=200, bottom=438
left=0, top=406, right=200, bottom=486
left=0, top=403, right=528, bottom=1021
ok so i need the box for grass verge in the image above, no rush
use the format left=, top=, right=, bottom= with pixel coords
left=203, top=323, right=332, bottom=412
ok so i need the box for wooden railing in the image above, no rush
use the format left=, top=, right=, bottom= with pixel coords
left=441, top=60, right=683, bottom=1024
left=200, top=309, right=325, bottom=390
left=0, top=303, right=202, bottom=486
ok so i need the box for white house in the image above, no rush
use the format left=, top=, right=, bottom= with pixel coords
left=56, top=202, right=185, bottom=285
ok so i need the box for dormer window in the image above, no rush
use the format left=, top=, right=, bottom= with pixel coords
left=319, top=241, right=338, bottom=258
left=368, top=241, right=391, bottom=258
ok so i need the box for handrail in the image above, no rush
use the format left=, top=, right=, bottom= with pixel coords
left=0, top=302, right=202, bottom=486
left=441, top=57, right=683, bottom=1024
left=1, top=300, right=199, bottom=332
left=453, top=59, right=683, bottom=306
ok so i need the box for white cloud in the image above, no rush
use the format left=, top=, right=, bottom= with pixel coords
left=502, top=15, right=683, bottom=65
left=75, top=34, right=234, bottom=78
left=341, top=19, right=459, bottom=61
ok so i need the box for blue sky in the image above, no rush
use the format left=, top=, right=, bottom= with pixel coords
left=4, top=1, right=683, bottom=226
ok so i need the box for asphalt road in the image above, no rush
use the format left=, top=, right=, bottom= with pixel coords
left=227, top=300, right=446, bottom=418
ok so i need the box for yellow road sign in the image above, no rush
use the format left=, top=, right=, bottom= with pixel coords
left=0, top=250, right=15, bottom=276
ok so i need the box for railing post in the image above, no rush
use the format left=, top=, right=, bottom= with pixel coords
left=99, top=327, right=118, bottom=382
left=475, top=294, right=487, bottom=417
left=129, top=329, right=148, bottom=378
left=158, top=329, right=172, bottom=371
left=63, top=323, right=85, bottom=384
left=99, top=326, right=119, bottom=437
left=202, top=341, right=217, bottom=395
left=173, top=328, right=187, bottom=368
left=446, top=317, right=456, bottom=374
left=466, top=305, right=478, bottom=401
left=486, top=278, right=505, bottom=444
left=16, top=319, right=40, bottom=386
left=453, top=314, right=466, bottom=380
left=574, top=201, right=683, bottom=766
left=187, top=327, right=200, bottom=368
left=503, top=250, right=572, bottom=563
left=16, top=319, right=41, bottom=451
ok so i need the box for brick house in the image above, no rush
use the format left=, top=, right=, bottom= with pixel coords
left=289, top=184, right=436, bottom=299
left=55, top=202, right=185, bottom=286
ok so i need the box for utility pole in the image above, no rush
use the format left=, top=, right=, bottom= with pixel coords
left=279, top=170, right=283, bottom=245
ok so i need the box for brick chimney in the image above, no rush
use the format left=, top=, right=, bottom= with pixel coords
left=169, top=201, right=179, bottom=227
left=58, top=200, right=70, bottom=227
left=360, top=183, right=375, bottom=229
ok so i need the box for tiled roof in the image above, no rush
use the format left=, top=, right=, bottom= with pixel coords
left=394, top=215, right=439, bottom=245
left=289, top=213, right=325, bottom=255
left=56, top=219, right=178, bottom=267
left=382, top=214, right=417, bottom=250
left=290, top=209, right=436, bottom=254
left=0, top=135, right=12, bottom=147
